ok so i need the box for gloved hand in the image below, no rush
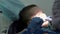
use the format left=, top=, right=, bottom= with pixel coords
left=21, top=17, right=44, bottom=34
left=20, top=17, right=60, bottom=34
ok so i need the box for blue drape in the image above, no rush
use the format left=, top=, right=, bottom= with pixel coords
left=0, top=0, right=25, bottom=21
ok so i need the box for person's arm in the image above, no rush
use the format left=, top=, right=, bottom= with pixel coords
left=19, top=17, right=43, bottom=34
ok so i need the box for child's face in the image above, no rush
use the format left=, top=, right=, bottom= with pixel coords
left=28, top=7, right=49, bottom=27
left=31, top=11, right=49, bottom=27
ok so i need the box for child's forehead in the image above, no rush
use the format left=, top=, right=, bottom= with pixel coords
left=30, top=7, right=42, bottom=11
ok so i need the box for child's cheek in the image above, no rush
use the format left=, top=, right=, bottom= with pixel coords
left=41, top=21, right=49, bottom=27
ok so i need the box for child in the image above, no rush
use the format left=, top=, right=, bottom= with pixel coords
left=8, top=4, right=49, bottom=34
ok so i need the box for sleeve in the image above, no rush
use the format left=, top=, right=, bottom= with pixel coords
left=20, top=17, right=43, bottom=34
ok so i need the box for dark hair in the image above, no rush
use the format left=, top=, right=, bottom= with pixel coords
left=8, top=4, right=39, bottom=34
left=19, top=4, right=38, bottom=23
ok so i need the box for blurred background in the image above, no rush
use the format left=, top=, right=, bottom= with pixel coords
left=0, top=0, right=54, bottom=34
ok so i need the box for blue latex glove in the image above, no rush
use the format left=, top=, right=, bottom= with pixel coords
left=20, top=17, right=44, bottom=34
